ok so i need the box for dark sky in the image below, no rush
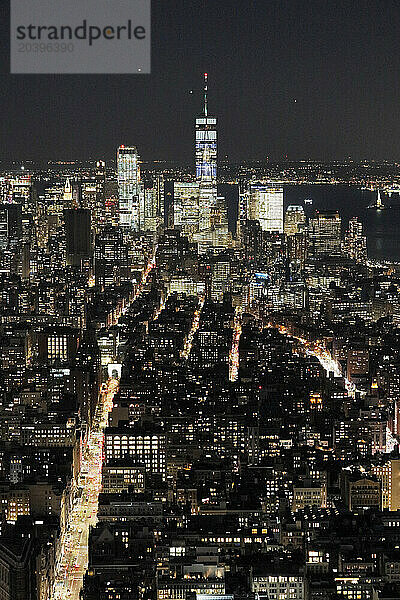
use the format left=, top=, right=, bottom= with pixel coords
left=1, top=0, right=400, bottom=163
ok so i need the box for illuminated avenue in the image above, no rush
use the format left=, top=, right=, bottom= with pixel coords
left=52, top=254, right=157, bottom=600
left=52, top=379, right=118, bottom=600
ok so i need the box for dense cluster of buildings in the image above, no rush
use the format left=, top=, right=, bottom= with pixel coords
left=0, top=79, right=400, bottom=600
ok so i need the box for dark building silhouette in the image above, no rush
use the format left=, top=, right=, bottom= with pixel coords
left=0, top=203, right=22, bottom=250
left=94, top=226, right=129, bottom=289
left=64, top=208, right=91, bottom=267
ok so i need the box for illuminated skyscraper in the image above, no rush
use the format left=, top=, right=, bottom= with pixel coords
left=95, top=160, right=106, bottom=231
left=143, top=177, right=165, bottom=232
left=249, top=183, right=284, bottom=233
left=287, top=232, right=307, bottom=267
left=196, top=74, right=217, bottom=181
left=345, top=216, right=367, bottom=262
left=284, top=205, right=306, bottom=235
left=94, top=226, right=129, bottom=289
left=63, top=178, right=73, bottom=208
left=117, top=146, right=141, bottom=230
left=9, top=175, right=32, bottom=212
left=173, top=182, right=200, bottom=236
left=191, top=74, right=231, bottom=253
left=96, top=160, right=106, bottom=200
left=309, top=210, right=341, bottom=256
left=172, top=75, right=231, bottom=251
left=196, top=73, right=218, bottom=230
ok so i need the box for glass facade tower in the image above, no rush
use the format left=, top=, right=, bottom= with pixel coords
left=196, top=74, right=218, bottom=231
left=117, top=146, right=141, bottom=230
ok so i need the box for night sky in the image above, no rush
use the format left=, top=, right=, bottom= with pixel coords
left=1, top=0, right=400, bottom=163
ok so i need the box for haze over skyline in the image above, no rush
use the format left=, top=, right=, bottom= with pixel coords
left=1, top=0, right=400, bottom=163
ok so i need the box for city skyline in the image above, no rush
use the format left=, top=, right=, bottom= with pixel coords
left=3, top=3, right=400, bottom=600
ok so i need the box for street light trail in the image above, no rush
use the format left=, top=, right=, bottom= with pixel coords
left=181, top=296, right=205, bottom=360
left=229, top=308, right=242, bottom=382
left=271, top=323, right=357, bottom=397
left=51, top=251, right=156, bottom=600
left=154, top=291, right=169, bottom=321
left=52, top=378, right=118, bottom=600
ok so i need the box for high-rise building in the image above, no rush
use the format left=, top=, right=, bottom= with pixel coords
left=196, top=74, right=217, bottom=181
left=238, top=183, right=250, bottom=240
left=94, top=226, right=129, bottom=289
left=0, top=530, right=34, bottom=600
left=117, top=146, right=142, bottom=230
left=211, top=254, right=231, bottom=302
left=63, top=179, right=73, bottom=209
left=96, top=160, right=106, bottom=202
left=0, top=207, right=9, bottom=250
left=287, top=232, right=307, bottom=267
left=143, top=176, right=164, bottom=232
left=196, top=73, right=218, bottom=231
left=0, top=204, right=22, bottom=250
left=248, top=183, right=284, bottom=233
left=173, top=182, right=200, bottom=236
left=9, top=175, right=32, bottom=212
left=284, top=205, right=306, bottom=235
left=309, top=210, right=341, bottom=257
left=71, top=327, right=101, bottom=426
left=64, top=208, right=92, bottom=267
left=92, top=160, right=106, bottom=232
left=174, top=74, right=231, bottom=252
left=242, top=219, right=263, bottom=263
left=104, top=198, right=119, bottom=228
left=341, top=473, right=381, bottom=511
left=251, top=573, right=306, bottom=600
left=347, top=348, right=369, bottom=382
left=345, top=217, right=367, bottom=262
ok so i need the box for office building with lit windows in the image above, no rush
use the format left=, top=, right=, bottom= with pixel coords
left=117, top=145, right=142, bottom=230
left=345, top=216, right=367, bottom=262
left=37, top=327, right=80, bottom=365
left=284, top=205, right=306, bottom=235
left=192, top=75, right=231, bottom=253
left=143, top=177, right=164, bottom=232
left=248, top=183, right=284, bottom=233
left=251, top=573, right=306, bottom=600
left=196, top=74, right=217, bottom=231
left=104, top=424, right=166, bottom=479
left=173, top=181, right=200, bottom=236
left=309, top=210, right=341, bottom=256
left=94, top=226, right=129, bottom=289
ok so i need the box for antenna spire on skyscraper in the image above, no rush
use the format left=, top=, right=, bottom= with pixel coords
left=204, top=72, right=208, bottom=117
